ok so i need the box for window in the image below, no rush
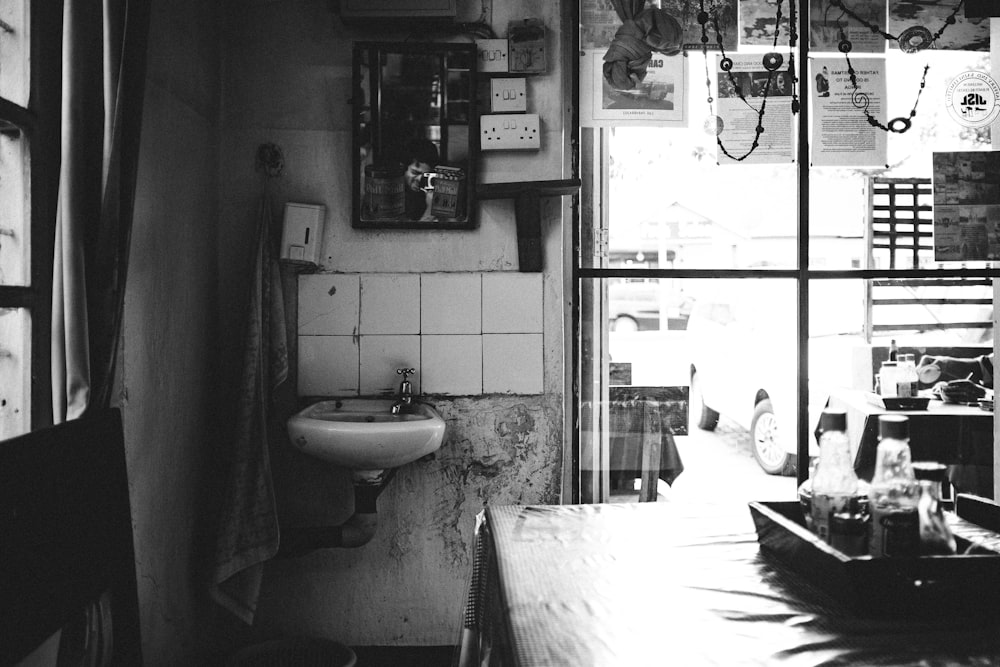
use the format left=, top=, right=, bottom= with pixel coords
left=0, top=2, right=58, bottom=437
left=575, top=3, right=997, bottom=504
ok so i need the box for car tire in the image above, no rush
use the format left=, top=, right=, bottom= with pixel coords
left=750, top=399, right=795, bottom=476
left=611, top=315, right=639, bottom=332
left=691, top=371, right=719, bottom=431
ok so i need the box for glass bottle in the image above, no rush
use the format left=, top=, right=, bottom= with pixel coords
left=913, top=461, right=957, bottom=555
left=810, top=409, right=859, bottom=543
left=889, top=338, right=899, bottom=362
left=868, top=415, right=920, bottom=558
left=798, top=459, right=816, bottom=530
left=897, top=353, right=918, bottom=398
left=879, top=361, right=899, bottom=398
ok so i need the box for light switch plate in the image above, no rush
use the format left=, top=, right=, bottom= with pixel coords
left=490, top=78, right=527, bottom=113
left=476, top=39, right=509, bottom=73
left=480, top=113, right=540, bottom=151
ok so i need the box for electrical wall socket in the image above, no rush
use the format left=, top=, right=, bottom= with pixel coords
left=476, top=39, right=509, bottom=73
left=490, top=78, right=527, bottom=113
left=480, top=114, right=540, bottom=151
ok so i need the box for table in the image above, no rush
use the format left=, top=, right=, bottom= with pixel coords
left=459, top=501, right=1000, bottom=666
left=824, top=389, right=993, bottom=497
left=608, top=387, right=687, bottom=500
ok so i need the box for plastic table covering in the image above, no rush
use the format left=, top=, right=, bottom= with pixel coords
left=459, top=501, right=1000, bottom=667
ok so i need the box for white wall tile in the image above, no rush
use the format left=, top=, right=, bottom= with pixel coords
left=360, top=274, right=420, bottom=334
left=298, top=274, right=360, bottom=335
left=360, top=335, right=421, bottom=395
left=482, top=273, right=543, bottom=333
left=483, top=334, right=543, bottom=394
left=421, top=335, right=482, bottom=395
left=297, top=335, right=359, bottom=396
left=421, top=273, right=482, bottom=334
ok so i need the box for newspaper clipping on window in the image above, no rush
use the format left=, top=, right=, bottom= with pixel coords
left=933, top=151, right=1000, bottom=262
left=810, top=57, right=887, bottom=167
left=715, top=54, right=795, bottom=165
left=809, top=0, right=886, bottom=53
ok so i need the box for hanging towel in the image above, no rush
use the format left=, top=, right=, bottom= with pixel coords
left=210, top=196, right=288, bottom=624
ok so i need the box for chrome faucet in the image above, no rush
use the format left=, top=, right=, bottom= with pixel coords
left=391, top=368, right=415, bottom=415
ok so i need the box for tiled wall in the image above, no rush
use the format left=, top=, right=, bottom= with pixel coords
left=297, top=272, right=544, bottom=396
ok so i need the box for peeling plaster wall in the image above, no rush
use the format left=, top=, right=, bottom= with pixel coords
left=258, top=396, right=562, bottom=643
left=219, top=0, right=570, bottom=647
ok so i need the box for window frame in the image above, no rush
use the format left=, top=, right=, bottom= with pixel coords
left=572, top=0, right=1000, bottom=503
left=0, top=3, right=61, bottom=432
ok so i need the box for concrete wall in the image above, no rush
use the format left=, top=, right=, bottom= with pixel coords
left=122, top=0, right=220, bottom=662
left=218, top=0, right=570, bottom=647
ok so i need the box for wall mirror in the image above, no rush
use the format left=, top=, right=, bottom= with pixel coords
left=353, top=42, right=478, bottom=230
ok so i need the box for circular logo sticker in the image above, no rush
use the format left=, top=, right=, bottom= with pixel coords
left=946, top=71, right=1000, bottom=128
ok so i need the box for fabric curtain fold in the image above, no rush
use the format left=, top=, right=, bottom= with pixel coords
left=52, top=0, right=151, bottom=423
left=602, top=0, right=683, bottom=91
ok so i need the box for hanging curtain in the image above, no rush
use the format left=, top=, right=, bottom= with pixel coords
left=52, top=0, right=151, bottom=423
left=603, top=0, right=684, bottom=91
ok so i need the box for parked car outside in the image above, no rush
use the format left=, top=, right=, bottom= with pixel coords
left=608, top=278, right=692, bottom=331
left=685, top=282, right=861, bottom=475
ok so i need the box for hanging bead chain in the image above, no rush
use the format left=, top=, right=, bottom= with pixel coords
left=698, top=0, right=792, bottom=161
left=839, top=30, right=930, bottom=134
left=827, top=0, right=964, bottom=49
left=787, top=0, right=800, bottom=114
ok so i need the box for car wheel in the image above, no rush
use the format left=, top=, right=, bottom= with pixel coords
left=611, top=315, right=639, bottom=332
left=691, top=371, right=719, bottom=431
left=750, top=399, right=794, bottom=476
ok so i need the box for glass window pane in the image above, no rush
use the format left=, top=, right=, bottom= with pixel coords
left=581, top=277, right=799, bottom=503
left=810, top=278, right=995, bottom=499
left=809, top=50, right=992, bottom=268
left=0, top=306, right=30, bottom=439
left=0, top=0, right=30, bottom=107
left=0, top=120, right=27, bottom=285
left=609, top=59, right=799, bottom=272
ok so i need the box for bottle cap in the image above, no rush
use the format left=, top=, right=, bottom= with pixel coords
left=818, top=409, right=847, bottom=433
left=912, top=461, right=948, bottom=482
left=878, top=414, right=909, bottom=440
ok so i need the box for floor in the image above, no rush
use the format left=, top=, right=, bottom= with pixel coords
left=610, top=415, right=795, bottom=506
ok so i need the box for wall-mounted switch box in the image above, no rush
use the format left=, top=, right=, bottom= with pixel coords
left=476, top=39, right=509, bottom=73
left=280, top=202, right=325, bottom=265
left=508, top=19, right=546, bottom=74
left=480, top=114, right=540, bottom=151
left=490, top=78, right=528, bottom=113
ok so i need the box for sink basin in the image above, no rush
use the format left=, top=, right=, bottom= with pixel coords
left=287, top=399, right=445, bottom=470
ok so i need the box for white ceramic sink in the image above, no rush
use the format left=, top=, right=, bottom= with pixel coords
left=287, top=398, right=445, bottom=470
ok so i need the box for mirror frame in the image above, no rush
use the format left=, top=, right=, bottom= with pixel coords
left=352, top=41, right=479, bottom=230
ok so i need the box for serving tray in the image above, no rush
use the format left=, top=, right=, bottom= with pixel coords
left=749, top=500, right=1000, bottom=617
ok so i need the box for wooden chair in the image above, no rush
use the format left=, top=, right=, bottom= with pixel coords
left=0, top=408, right=141, bottom=666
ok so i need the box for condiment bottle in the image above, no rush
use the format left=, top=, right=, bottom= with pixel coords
left=913, top=461, right=957, bottom=555
left=869, top=415, right=920, bottom=558
left=897, top=353, right=918, bottom=398
left=879, top=361, right=899, bottom=398
left=810, top=409, right=859, bottom=543
left=798, top=459, right=816, bottom=530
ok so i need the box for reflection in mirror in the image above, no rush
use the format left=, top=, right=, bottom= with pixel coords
left=354, top=42, right=477, bottom=229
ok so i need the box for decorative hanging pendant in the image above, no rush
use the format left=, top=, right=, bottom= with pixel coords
left=898, top=26, right=933, bottom=53
left=763, top=52, right=784, bottom=71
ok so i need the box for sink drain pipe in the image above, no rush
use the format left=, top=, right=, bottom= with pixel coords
left=277, top=469, right=396, bottom=557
